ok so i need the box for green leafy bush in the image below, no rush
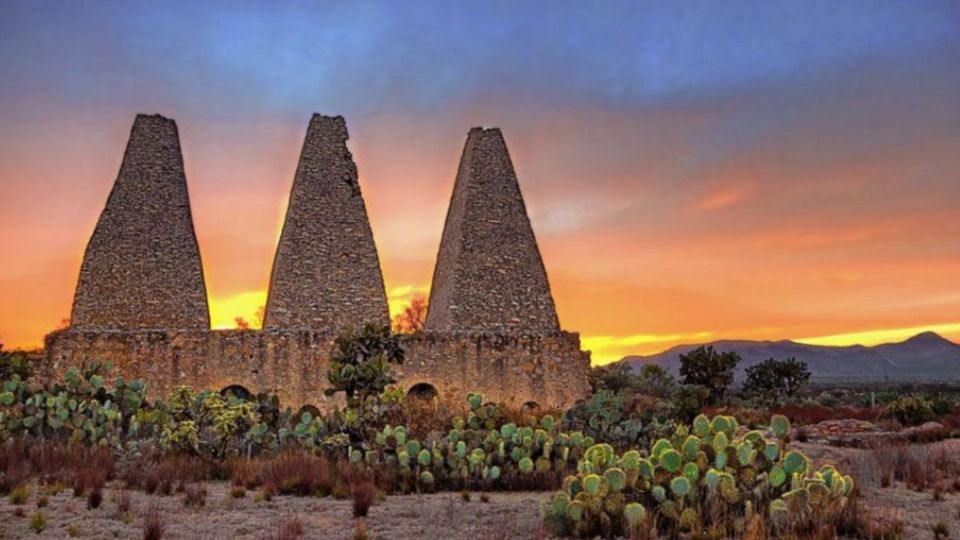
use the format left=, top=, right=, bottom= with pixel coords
left=325, top=323, right=405, bottom=404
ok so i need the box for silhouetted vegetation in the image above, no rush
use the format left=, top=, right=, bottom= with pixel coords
left=392, top=293, right=428, bottom=333
left=678, top=345, right=740, bottom=404
left=742, top=357, right=811, bottom=405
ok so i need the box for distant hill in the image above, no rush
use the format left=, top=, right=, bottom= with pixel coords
left=616, top=332, right=960, bottom=382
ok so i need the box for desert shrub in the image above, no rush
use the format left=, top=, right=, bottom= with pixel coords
left=678, top=346, right=740, bottom=405
left=0, top=441, right=30, bottom=494
left=636, top=364, right=677, bottom=399
left=398, top=393, right=461, bottom=439
left=869, top=442, right=960, bottom=492
left=668, top=384, right=711, bottom=424
left=264, top=515, right=304, bottom=540
left=351, top=477, right=378, bottom=517
left=741, top=358, right=811, bottom=406
left=261, top=451, right=332, bottom=496
left=589, top=363, right=676, bottom=397
left=183, top=484, right=207, bottom=507
left=769, top=404, right=879, bottom=425
left=230, top=485, right=246, bottom=498
left=880, top=395, right=937, bottom=426
left=541, top=413, right=855, bottom=538
left=142, top=505, right=166, bottom=540
left=230, top=458, right=263, bottom=489
left=589, top=364, right=633, bottom=394
left=0, top=346, right=33, bottom=381
left=931, top=394, right=955, bottom=417
left=87, top=486, right=103, bottom=509
left=9, top=483, right=28, bottom=504
left=114, top=488, right=131, bottom=513
left=29, top=511, right=47, bottom=533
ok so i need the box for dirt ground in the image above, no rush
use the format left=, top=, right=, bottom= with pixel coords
left=0, top=485, right=545, bottom=540
left=797, top=439, right=960, bottom=540
left=1, top=441, right=959, bottom=539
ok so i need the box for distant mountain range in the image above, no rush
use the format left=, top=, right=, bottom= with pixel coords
left=616, top=332, right=960, bottom=382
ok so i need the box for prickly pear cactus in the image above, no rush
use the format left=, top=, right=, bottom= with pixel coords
left=541, top=414, right=854, bottom=538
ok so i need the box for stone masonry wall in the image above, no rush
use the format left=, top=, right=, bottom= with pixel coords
left=48, top=115, right=591, bottom=411
left=263, top=114, right=389, bottom=332
left=43, top=330, right=590, bottom=410
left=70, top=114, right=210, bottom=329
left=426, top=127, right=560, bottom=334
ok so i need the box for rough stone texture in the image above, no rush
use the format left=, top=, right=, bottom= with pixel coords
left=263, top=114, right=389, bottom=332
left=426, top=127, right=560, bottom=334
left=47, top=115, right=591, bottom=410
left=43, top=330, right=590, bottom=410
left=70, top=114, right=210, bottom=330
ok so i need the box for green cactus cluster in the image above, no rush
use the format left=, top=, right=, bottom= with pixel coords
left=0, top=360, right=857, bottom=536
left=561, top=389, right=666, bottom=448
left=0, top=361, right=149, bottom=445
left=356, top=393, right=594, bottom=493
left=541, top=413, right=854, bottom=538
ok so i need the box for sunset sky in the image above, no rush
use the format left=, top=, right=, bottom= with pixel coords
left=1, top=1, right=959, bottom=364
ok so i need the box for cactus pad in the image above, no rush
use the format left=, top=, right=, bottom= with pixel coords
left=770, top=414, right=790, bottom=439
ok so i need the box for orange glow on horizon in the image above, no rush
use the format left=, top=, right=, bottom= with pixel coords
left=2, top=104, right=960, bottom=364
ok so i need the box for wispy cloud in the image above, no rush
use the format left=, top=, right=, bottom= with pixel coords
left=692, top=188, right=754, bottom=211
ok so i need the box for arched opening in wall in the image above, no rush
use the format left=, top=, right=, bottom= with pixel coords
left=522, top=401, right=541, bottom=413
left=407, top=383, right=439, bottom=406
left=295, top=405, right=321, bottom=425
left=221, top=385, right=252, bottom=401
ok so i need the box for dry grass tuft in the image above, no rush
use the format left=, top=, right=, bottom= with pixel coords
left=141, top=505, right=166, bottom=540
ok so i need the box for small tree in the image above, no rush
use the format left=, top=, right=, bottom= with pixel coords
left=635, top=364, right=676, bottom=399
left=588, top=363, right=635, bottom=394
left=742, top=357, right=811, bottom=405
left=588, top=363, right=676, bottom=398
left=678, top=346, right=740, bottom=405
left=325, top=323, right=405, bottom=405
left=392, top=294, right=428, bottom=334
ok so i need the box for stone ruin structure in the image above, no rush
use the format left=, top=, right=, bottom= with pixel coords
left=70, top=115, right=210, bottom=330
left=43, top=113, right=591, bottom=411
left=426, top=127, right=560, bottom=334
left=263, top=115, right=389, bottom=332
